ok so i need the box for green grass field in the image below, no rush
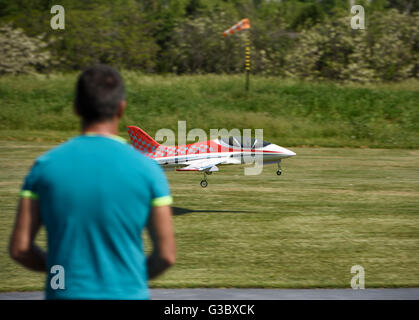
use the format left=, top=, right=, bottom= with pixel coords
left=1, top=74, right=418, bottom=148
left=1, top=141, right=418, bottom=291
left=1, top=74, right=418, bottom=291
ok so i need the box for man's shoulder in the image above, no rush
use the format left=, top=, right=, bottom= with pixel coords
left=35, top=135, right=160, bottom=169
left=34, top=137, right=79, bottom=164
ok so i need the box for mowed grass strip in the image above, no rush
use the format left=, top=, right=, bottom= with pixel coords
left=0, top=141, right=418, bottom=291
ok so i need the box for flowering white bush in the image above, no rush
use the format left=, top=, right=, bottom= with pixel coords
left=0, top=25, right=51, bottom=75
left=285, top=10, right=419, bottom=82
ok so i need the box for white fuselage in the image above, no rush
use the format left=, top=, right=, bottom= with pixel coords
left=155, top=139, right=296, bottom=168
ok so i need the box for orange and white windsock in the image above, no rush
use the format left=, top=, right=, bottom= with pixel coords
left=223, top=18, right=250, bottom=37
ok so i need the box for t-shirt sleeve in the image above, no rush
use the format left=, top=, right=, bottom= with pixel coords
left=20, top=160, right=42, bottom=200
left=149, top=162, right=173, bottom=207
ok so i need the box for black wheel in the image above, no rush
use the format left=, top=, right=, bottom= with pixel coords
left=200, top=180, right=208, bottom=188
left=276, top=170, right=282, bottom=176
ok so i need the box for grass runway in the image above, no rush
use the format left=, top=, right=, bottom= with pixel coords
left=0, top=141, right=418, bottom=291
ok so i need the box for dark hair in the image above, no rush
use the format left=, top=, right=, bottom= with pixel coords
left=75, top=65, right=125, bottom=123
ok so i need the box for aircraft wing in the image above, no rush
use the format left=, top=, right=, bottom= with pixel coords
left=176, top=157, right=229, bottom=172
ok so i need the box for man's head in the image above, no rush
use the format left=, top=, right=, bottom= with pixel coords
left=75, top=65, right=126, bottom=126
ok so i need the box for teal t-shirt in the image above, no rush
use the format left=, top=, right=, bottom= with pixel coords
left=20, top=134, right=172, bottom=300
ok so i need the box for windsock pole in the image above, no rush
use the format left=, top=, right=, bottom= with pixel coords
left=223, top=18, right=251, bottom=92
left=244, top=33, right=250, bottom=92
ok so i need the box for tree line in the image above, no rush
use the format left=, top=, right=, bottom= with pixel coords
left=0, top=0, right=418, bottom=82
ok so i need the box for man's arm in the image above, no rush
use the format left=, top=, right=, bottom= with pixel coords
left=9, top=197, right=46, bottom=272
left=146, top=205, right=176, bottom=280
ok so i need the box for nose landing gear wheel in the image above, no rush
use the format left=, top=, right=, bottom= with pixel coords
left=200, top=180, right=208, bottom=188
left=276, top=160, right=282, bottom=176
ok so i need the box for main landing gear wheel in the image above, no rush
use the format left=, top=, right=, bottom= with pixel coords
left=200, top=180, right=208, bottom=188
left=200, top=171, right=208, bottom=188
left=277, top=160, right=282, bottom=176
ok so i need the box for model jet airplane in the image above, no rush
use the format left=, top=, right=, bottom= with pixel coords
left=127, top=126, right=296, bottom=187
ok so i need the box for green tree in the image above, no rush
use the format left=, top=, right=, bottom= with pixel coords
left=50, top=1, right=158, bottom=71
left=166, top=12, right=243, bottom=73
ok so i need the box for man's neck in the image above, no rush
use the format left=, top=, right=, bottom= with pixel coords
left=82, top=119, right=119, bottom=136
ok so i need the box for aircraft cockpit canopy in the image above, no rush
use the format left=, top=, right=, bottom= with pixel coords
left=220, top=136, right=271, bottom=149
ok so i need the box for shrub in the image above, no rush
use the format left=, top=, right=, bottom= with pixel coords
left=0, top=25, right=51, bottom=75
left=285, top=10, right=419, bottom=82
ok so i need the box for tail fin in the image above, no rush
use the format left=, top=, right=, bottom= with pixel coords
left=127, top=126, right=160, bottom=153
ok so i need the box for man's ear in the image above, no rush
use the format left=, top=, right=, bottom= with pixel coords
left=116, top=100, right=127, bottom=118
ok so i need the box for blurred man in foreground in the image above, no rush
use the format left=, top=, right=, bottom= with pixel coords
left=9, top=65, right=175, bottom=299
